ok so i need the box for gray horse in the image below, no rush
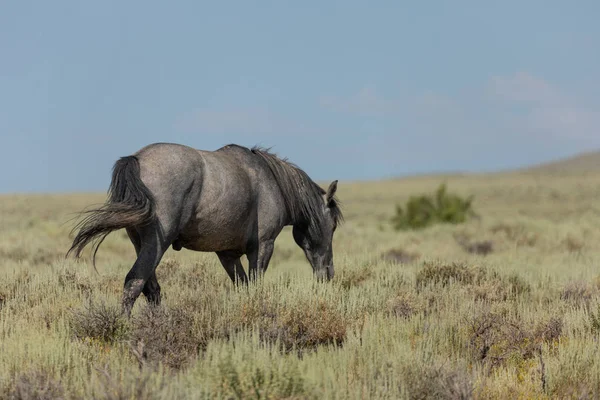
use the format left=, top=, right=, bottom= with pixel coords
left=67, top=143, right=343, bottom=315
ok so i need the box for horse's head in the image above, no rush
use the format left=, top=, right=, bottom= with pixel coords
left=293, top=180, right=341, bottom=281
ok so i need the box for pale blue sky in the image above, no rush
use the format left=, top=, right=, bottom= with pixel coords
left=1, top=1, right=599, bottom=193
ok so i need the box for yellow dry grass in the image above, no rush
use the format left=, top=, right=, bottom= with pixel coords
left=1, top=172, right=600, bottom=399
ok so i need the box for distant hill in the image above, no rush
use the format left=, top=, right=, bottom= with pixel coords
left=516, top=150, right=600, bottom=175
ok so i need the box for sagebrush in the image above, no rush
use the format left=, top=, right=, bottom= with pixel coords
left=391, top=183, right=476, bottom=230
left=1, top=172, right=600, bottom=399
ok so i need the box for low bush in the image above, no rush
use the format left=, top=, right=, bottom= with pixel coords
left=382, top=248, right=420, bottom=264
left=69, top=301, right=129, bottom=345
left=129, top=305, right=205, bottom=370
left=416, top=261, right=486, bottom=288
left=391, top=183, right=476, bottom=231
left=338, top=264, right=374, bottom=289
left=489, top=223, right=539, bottom=247
left=93, top=366, right=167, bottom=400
left=1, top=369, right=65, bottom=400
left=237, top=296, right=348, bottom=354
left=216, top=354, right=315, bottom=399
left=560, top=280, right=596, bottom=308
left=587, top=304, right=600, bottom=335
left=416, top=261, right=531, bottom=302
left=387, top=292, right=424, bottom=319
left=467, top=310, right=562, bottom=372
left=399, top=361, right=474, bottom=400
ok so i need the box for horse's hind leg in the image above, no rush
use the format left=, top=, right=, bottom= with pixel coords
left=142, top=273, right=161, bottom=305
left=127, top=228, right=162, bottom=306
left=126, top=228, right=142, bottom=255
left=122, top=227, right=170, bottom=317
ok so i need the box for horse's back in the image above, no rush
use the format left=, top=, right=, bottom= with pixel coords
left=189, top=144, right=288, bottom=251
left=132, top=142, right=257, bottom=200
left=128, top=142, right=286, bottom=252
left=163, top=145, right=257, bottom=251
left=214, top=145, right=290, bottom=237
left=133, top=143, right=203, bottom=192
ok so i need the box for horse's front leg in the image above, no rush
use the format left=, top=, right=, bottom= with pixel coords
left=216, top=251, right=248, bottom=285
left=248, top=239, right=274, bottom=282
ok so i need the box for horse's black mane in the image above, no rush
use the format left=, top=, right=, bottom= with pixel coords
left=249, top=146, right=343, bottom=236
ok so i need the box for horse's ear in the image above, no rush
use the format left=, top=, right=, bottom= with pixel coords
left=326, top=180, right=338, bottom=205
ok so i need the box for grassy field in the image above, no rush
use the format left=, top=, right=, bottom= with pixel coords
left=2, top=171, right=600, bottom=399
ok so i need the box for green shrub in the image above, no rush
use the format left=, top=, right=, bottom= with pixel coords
left=391, top=183, right=476, bottom=230
left=216, top=354, right=315, bottom=399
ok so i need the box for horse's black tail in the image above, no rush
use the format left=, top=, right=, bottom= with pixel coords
left=66, top=156, right=155, bottom=269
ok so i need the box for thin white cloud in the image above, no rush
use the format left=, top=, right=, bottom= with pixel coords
left=489, top=71, right=562, bottom=105
left=489, top=71, right=600, bottom=141
left=171, top=72, right=598, bottom=179
left=319, top=85, right=402, bottom=116
left=319, top=86, right=461, bottom=119
left=320, top=72, right=599, bottom=144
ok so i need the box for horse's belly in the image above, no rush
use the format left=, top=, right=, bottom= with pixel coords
left=177, top=164, right=255, bottom=252
left=178, top=216, right=252, bottom=252
left=179, top=233, right=240, bottom=252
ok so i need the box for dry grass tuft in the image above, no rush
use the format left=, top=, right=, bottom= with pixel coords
left=274, top=300, right=347, bottom=353
left=382, top=248, right=420, bottom=264
left=467, top=310, right=563, bottom=373
left=69, top=301, right=129, bottom=344
left=0, top=291, right=6, bottom=310
left=235, top=295, right=348, bottom=354
left=587, top=304, right=600, bottom=335
left=387, top=292, right=424, bottom=319
left=129, top=305, right=204, bottom=370
left=0, top=248, right=64, bottom=266
left=560, top=280, right=597, bottom=308
left=3, top=173, right=600, bottom=397
left=400, top=362, right=474, bottom=400
left=57, top=268, right=93, bottom=295
left=338, top=264, right=374, bottom=289
left=416, top=261, right=486, bottom=288
left=216, top=353, right=316, bottom=399
left=563, top=235, right=585, bottom=254
left=93, top=366, right=166, bottom=400
left=454, top=233, right=494, bottom=256
left=489, top=223, right=539, bottom=247
left=416, top=261, right=531, bottom=303
left=534, top=316, right=563, bottom=344
left=1, top=370, right=65, bottom=400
